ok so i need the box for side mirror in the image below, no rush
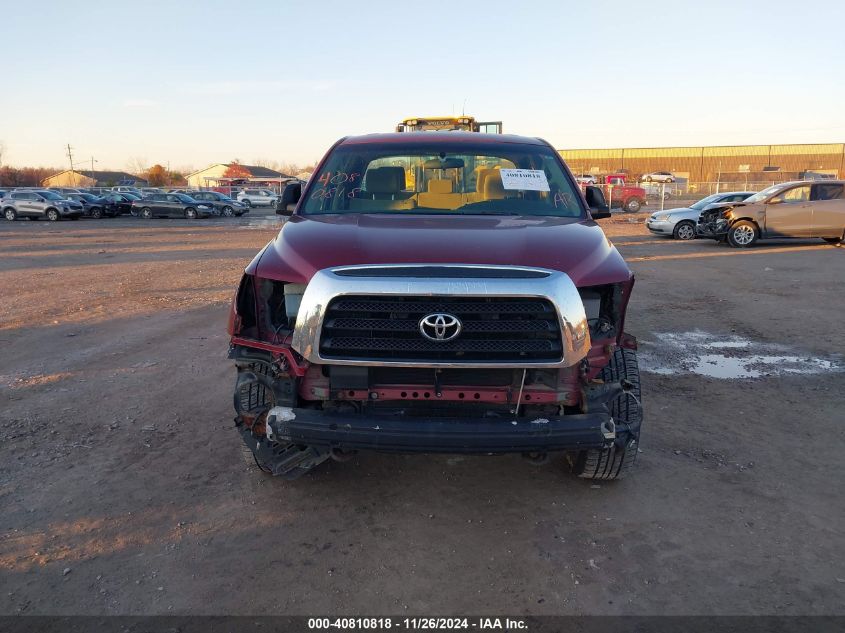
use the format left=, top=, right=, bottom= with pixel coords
left=585, top=185, right=611, bottom=219
left=277, top=182, right=301, bottom=216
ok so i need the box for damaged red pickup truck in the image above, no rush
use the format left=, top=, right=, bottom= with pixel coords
left=227, top=133, right=642, bottom=481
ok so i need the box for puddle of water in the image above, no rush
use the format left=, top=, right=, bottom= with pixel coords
left=689, top=355, right=762, bottom=379
left=640, top=330, right=843, bottom=380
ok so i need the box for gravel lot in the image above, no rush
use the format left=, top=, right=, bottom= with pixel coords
left=1, top=214, right=844, bottom=616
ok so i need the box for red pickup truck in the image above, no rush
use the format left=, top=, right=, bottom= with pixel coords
left=588, top=174, right=647, bottom=213
left=227, top=132, right=642, bottom=482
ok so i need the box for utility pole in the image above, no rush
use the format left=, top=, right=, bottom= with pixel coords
left=66, top=144, right=75, bottom=186
left=89, top=156, right=98, bottom=185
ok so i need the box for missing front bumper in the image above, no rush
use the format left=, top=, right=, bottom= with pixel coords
left=250, top=408, right=617, bottom=454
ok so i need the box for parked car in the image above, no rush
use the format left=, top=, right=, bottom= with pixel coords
left=2, top=189, right=84, bottom=221
left=227, top=131, right=642, bottom=481
left=189, top=191, right=249, bottom=216
left=574, top=174, right=597, bottom=185
left=237, top=188, right=279, bottom=208
left=698, top=180, right=845, bottom=247
left=66, top=192, right=117, bottom=219
left=48, top=187, right=83, bottom=196
left=112, top=185, right=143, bottom=196
left=139, top=187, right=165, bottom=195
left=132, top=193, right=214, bottom=219
left=640, top=171, right=675, bottom=183
left=646, top=191, right=754, bottom=240
left=85, top=187, right=113, bottom=196
left=100, top=192, right=140, bottom=215
left=641, top=182, right=681, bottom=200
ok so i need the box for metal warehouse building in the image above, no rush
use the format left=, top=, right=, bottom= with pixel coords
left=559, top=143, right=845, bottom=183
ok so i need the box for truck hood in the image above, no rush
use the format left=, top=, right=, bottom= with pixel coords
left=252, top=214, right=632, bottom=288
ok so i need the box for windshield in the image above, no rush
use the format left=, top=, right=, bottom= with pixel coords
left=690, top=194, right=724, bottom=210
left=80, top=193, right=98, bottom=201
left=744, top=184, right=789, bottom=204
left=302, top=142, right=584, bottom=217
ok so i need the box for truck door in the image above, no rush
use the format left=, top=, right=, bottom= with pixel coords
left=810, top=183, right=845, bottom=238
left=764, top=184, right=812, bottom=237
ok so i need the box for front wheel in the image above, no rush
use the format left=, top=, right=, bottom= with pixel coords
left=221, top=205, right=235, bottom=217
left=90, top=207, right=103, bottom=219
left=624, top=198, right=642, bottom=213
left=673, top=220, right=696, bottom=241
left=727, top=221, right=758, bottom=248
left=184, top=207, right=198, bottom=219
left=46, top=209, right=60, bottom=222
left=241, top=199, right=251, bottom=208
left=568, top=348, right=642, bottom=481
left=4, top=208, right=16, bottom=221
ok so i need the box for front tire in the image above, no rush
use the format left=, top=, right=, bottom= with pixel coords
left=241, top=199, right=251, bottom=208
left=221, top=205, right=234, bottom=217
left=568, top=348, right=642, bottom=481
left=624, top=198, right=642, bottom=213
left=46, top=209, right=60, bottom=222
left=90, top=207, right=103, bottom=219
left=4, top=208, right=17, bottom=221
left=185, top=207, right=198, bottom=219
left=727, top=221, right=758, bottom=248
left=240, top=443, right=273, bottom=476
left=673, top=220, right=696, bottom=241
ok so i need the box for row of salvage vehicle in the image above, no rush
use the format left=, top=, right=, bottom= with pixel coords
left=0, top=186, right=252, bottom=221
left=646, top=181, right=845, bottom=246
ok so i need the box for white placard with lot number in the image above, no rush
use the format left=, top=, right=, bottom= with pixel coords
left=499, top=169, right=550, bottom=191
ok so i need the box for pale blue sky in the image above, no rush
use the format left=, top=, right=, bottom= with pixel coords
left=2, top=0, right=844, bottom=171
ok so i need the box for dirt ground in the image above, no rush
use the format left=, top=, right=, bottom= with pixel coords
left=1, top=214, right=844, bottom=616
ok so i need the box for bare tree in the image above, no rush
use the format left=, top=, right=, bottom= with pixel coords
left=126, top=156, right=148, bottom=175
left=0, top=141, right=6, bottom=168
left=254, top=158, right=283, bottom=171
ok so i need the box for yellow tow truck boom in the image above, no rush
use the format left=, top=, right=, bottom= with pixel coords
left=396, top=116, right=502, bottom=134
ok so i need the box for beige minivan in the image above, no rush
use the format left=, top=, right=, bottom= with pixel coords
left=697, top=180, right=845, bottom=247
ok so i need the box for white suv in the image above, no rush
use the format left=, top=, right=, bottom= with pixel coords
left=640, top=171, right=675, bottom=183
left=236, top=188, right=279, bottom=207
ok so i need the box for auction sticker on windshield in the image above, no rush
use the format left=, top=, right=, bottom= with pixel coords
left=499, top=169, right=550, bottom=191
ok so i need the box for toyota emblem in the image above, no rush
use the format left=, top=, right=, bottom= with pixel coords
left=419, top=313, right=462, bottom=342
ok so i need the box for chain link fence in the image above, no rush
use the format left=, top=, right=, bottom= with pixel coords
left=562, top=142, right=844, bottom=212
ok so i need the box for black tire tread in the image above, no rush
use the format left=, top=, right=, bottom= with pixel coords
left=571, top=347, right=642, bottom=481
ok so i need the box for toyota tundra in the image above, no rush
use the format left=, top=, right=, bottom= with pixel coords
left=227, top=133, right=642, bottom=481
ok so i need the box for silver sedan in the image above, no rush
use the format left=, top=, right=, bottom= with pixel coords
left=646, top=191, right=753, bottom=240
